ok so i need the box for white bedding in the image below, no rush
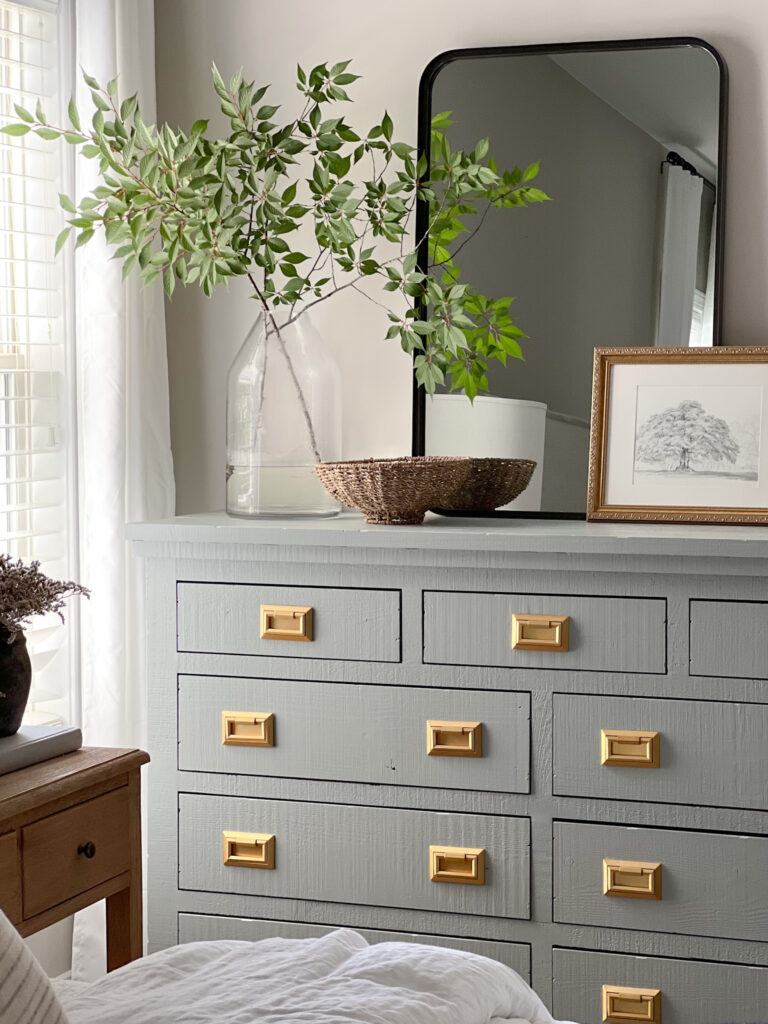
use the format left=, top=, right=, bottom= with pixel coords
left=54, top=928, right=580, bottom=1024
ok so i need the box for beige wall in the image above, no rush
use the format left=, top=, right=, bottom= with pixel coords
left=155, top=0, right=768, bottom=514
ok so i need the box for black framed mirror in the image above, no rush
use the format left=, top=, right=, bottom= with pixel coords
left=411, top=37, right=728, bottom=518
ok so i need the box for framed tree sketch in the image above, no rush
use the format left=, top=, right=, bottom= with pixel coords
left=587, top=348, right=768, bottom=524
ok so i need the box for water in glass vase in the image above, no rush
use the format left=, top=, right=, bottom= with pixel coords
left=226, top=311, right=342, bottom=518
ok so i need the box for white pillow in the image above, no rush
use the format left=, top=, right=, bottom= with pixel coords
left=0, top=909, right=69, bottom=1024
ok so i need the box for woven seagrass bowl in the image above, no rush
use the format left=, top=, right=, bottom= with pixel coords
left=314, top=456, right=472, bottom=525
left=439, top=457, right=537, bottom=511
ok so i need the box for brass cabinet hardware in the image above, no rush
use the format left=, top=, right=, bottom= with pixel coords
left=426, top=721, right=483, bottom=758
left=429, top=845, right=485, bottom=885
left=222, top=831, right=275, bottom=869
left=221, top=711, right=275, bottom=748
left=260, top=604, right=314, bottom=642
left=602, top=984, right=661, bottom=1023
left=603, top=859, right=662, bottom=900
left=601, top=729, right=660, bottom=768
left=511, top=613, right=570, bottom=652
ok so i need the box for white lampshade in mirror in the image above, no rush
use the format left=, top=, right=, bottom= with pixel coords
left=424, top=395, right=546, bottom=510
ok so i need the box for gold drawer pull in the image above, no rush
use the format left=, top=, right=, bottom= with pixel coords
left=429, top=845, right=485, bottom=885
left=511, top=613, right=569, bottom=651
left=603, top=859, right=662, bottom=900
left=601, top=729, right=660, bottom=768
left=260, top=604, right=313, bottom=642
left=426, top=721, right=482, bottom=758
left=222, top=831, right=275, bottom=869
left=602, top=985, right=661, bottom=1023
left=221, top=711, right=275, bottom=747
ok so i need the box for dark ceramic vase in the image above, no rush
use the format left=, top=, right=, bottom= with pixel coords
left=0, top=627, right=32, bottom=737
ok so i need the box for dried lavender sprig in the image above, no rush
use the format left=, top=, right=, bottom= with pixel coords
left=0, top=554, right=89, bottom=640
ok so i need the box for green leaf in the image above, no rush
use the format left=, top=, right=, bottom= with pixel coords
left=75, top=228, right=95, bottom=249
left=522, top=161, right=539, bottom=182
left=191, top=118, right=209, bottom=136
left=106, top=76, right=118, bottom=98
left=54, top=227, right=72, bottom=255
left=35, top=99, right=46, bottom=124
left=59, top=193, right=76, bottom=213
left=255, top=104, right=279, bottom=120
left=281, top=181, right=297, bottom=203
left=64, top=132, right=83, bottom=145
left=82, top=71, right=100, bottom=90
left=13, top=104, right=33, bottom=123
left=0, top=123, right=30, bottom=136
left=67, top=98, right=81, bottom=131
left=381, top=111, right=393, bottom=141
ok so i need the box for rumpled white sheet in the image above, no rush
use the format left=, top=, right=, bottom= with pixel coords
left=54, top=929, right=580, bottom=1024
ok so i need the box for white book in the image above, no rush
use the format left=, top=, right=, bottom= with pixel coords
left=0, top=725, right=82, bottom=776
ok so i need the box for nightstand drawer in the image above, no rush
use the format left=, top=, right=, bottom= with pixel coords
left=22, top=787, right=131, bottom=918
left=553, top=693, right=768, bottom=809
left=178, top=914, right=532, bottom=980
left=179, top=794, right=530, bottom=920
left=177, top=582, right=401, bottom=662
left=553, top=820, right=768, bottom=941
left=690, top=599, right=768, bottom=677
left=423, top=591, right=666, bottom=673
left=0, top=831, right=20, bottom=924
left=178, top=675, right=530, bottom=794
left=553, top=948, right=768, bottom=1024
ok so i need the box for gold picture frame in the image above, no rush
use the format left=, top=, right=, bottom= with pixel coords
left=587, top=347, right=768, bottom=524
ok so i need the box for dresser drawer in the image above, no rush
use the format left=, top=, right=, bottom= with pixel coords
left=553, top=693, right=768, bottom=810
left=177, top=583, right=400, bottom=663
left=423, top=591, right=666, bottom=673
left=178, top=675, right=530, bottom=794
left=22, top=787, right=131, bottom=918
left=553, top=947, right=768, bottom=1024
left=179, top=794, right=530, bottom=920
left=553, top=820, right=768, bottom=941
left=690, top=599, right=768, bottom=678
left=178, top=913, right=532, bottom=980
left=0, top=831, right=20, bottom=924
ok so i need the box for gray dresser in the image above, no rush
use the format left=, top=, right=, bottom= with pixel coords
left=129, top=513, right=768, bottom=1024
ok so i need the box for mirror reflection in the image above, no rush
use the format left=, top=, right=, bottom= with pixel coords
left=420, top=41, right=725, bottom=514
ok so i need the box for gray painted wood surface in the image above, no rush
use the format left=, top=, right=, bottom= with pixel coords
left=177, top=582, right=401, bottom=662
left=552, top=947, right=768, bottom=1024
left=554, top=820, right=768, bottom=941
left=179, top=793, right=530, bottom=919
left=690, top=599, right=768, bottom=678
left=553, top=693, right=768, bottom=810
left=423, top=590, right=667, bottom=673
left=178, top=675, right=530, bottom=793
left=177, top=913, right=532, bottom=979
left=131, top=513, right=768, bottom=1022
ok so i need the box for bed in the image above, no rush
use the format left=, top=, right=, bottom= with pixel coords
left=0, top=912, right=580, bottom=1024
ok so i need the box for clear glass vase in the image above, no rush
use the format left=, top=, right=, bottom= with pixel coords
left=226, top=311, right=342, bottom=518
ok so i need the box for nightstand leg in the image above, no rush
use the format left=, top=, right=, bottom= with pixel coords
left=106, top=769, right=143, bottom=971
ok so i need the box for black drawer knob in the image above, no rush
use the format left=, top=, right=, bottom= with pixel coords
left=77, top=841, right=96, bottom=859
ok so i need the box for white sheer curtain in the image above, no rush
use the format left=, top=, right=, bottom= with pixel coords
left=654, top=161, right=703, bottom=348
left=71, top=0, right=175, bottom=979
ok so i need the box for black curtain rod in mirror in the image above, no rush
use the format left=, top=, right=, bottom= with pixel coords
left=663, top=150, right=716, bottom=192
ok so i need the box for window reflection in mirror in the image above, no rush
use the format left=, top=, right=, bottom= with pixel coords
left=418, top=41, right=725, bottom=515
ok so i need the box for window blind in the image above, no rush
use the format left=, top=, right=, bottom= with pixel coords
left=0, top=0, right=77, bottom=725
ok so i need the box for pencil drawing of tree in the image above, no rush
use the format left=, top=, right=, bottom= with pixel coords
left=635, top=399, right=739, bottom=472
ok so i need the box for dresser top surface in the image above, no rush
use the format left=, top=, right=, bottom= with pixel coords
left=127, top=511, right=768, bottom=560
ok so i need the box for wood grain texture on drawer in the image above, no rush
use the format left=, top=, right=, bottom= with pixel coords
left=0, top=831, right=20, bottom=923
left=690, top=599, right=768, bottom=678
left=423, top=591, right=666, bottom=673
left=553, top=820, right=768, bottom=941
left=178, top=675, right=530, bottom=794
left=553, top=947, right=768, bottom=1024
left=177, top=913, right=532, bottom=980
left=22, top=787, right=130, bottom=918
left=553, top=693, right=768, bottom=810
left=177, top=582, right=400, bottom=662
left=179, top=794, right=530, bottom=920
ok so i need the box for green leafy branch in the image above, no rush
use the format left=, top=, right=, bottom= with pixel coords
left=2, top=62, right=549, bottom=401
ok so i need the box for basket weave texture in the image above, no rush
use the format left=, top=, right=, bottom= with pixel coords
left=440, top=457, right=537, bottom=511
left=314, top=456, right=472, bottom=525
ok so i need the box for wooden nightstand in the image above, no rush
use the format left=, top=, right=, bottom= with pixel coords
left=0, top=746, right=149, bottom=971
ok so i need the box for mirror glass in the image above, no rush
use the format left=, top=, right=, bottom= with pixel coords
left=416, top=39, right=726, bottom=515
